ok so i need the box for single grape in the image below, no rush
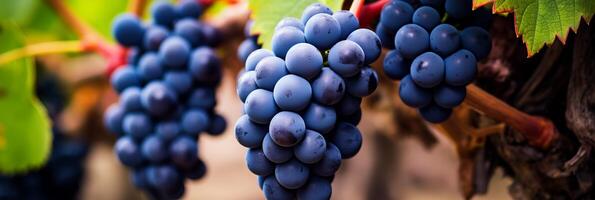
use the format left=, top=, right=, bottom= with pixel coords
left=430, top=24, right=460, bottom=56
left=301, top=3, right=333, bottom=24
left=123, top=113, right=153, bottom=139
left=340, top=107, right=362, bottom=125
left=141, top=135, right=168, bottom=163
left=144, top=25, right=169, bottom=51
left=275, top=17, right=305, bottom=31
left=383, top=50, right=410, bottom=80
left=444, top=49, right=477, bottom=86
left=111, top=67, right=141, bottom=93
left=104, top=104, right=125, bottom=134
left=272, top=27, right=306, bottom=58
left=262, top=133, right=293, bottom=163
left=445, top=0, right=472, bottom=19
left=235, top=115, right=267, bottom=148
left=335, top=95, right=361, bottom=116
left=395, top=24, right=430, bottom=59
left=189, top=47, right=221, bottom=85
left=159, top=36, right=191, bottom=69
left=269, top=111, right=306, bottom=147
left=419, top=103, right=452, bottom=123
left=237, top=71, right=258, bottom=102
left=184, top=159, right=207, bottom=180
left=207, top=114, right=227, bottom=136
left=263, top=176, right=295, bottom=200
left=131, top=169, right=150, bottom=189
left=151, top=2, right=177, bottom=26
left=170, top=136, right=198, bottom=169
left=246, top=148, right=275, bottom=176
left=255, top=56, right=288, bottom=90
left=375, top=24, right=396, bottom=49
left=302, top=103, right=337, bottom=134
left=114, top=136, right=143, bottom=167
left=410, top=52, right=445, bottom=88
left=112, top=14, right=145, bottom=47
left=275, top=159, right=310, bottom=189
left=294, top=130, right=327, bottom=164
left=238, top=38, right=260, bottom=63
left=245, top=49, right=274, bottom=71
left=187, top=87, right=215, bottom=109
left=380, top=0, right=414, bottom=32
left=311, top=68, right=346, bottom=105
left=346, top=66, right=378, bottom=97
left=296, top=176, right=332, bottom=200
left=244, top=89, right=279, bottom=124
left=328, top=40, right=365, bottom=77
left=333, top=10, right=360, bottom=39
left=127, top=48, right=142, bottom=65
left=433, top=84, right=466, bottom=108
left=347, top=29, right=382, bottom=64
left=155, top=120, right=180, bottom=141
left=163, top=71, right=193, bottom=95
left=258, top=176, right=266, bottom=190
left=273, top=75, right=312, bottom=111
left=312, top=143, right=342, bottom=177
left=413, top=6, right=441, bottom=31
left=201, top=25, right=221, bottom=47
left=399, top=75, right=432, bottom=107
left=141, top=82, right=178, bottom=116
left=285, top=43, right=323, bottom=80
left=181, top=109, right=210, bottom=136
left=120, top=87, right=143, bottom=112
left=146, top=165, right=182, bottom=192
left=138, top=52, right=164, bottom=81
left=305, top=13, right=342, bottom=50
left=460, top=26, right=491, bottom=60
left=331, top=122, right=362, bottom=159
left=176, top=0, right=202, bottom=19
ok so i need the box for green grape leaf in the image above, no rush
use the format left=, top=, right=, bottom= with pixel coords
left=0, top=22, right=52, bottom=174
left=249, top=0, right=344, bottom=49
left=472, top=0, right=493, bottom=9
left=68, top=0, right=128, bottom=41
left=0, top=0, right=39, bottom=25
left=14, top=0, right=127, bottom=42
left=473, top=0, right=595, bottom=56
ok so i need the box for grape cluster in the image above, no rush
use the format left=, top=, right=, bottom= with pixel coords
left=0, top=68, right=88, bottom=200
left=378, top=0, right=492, bottom=123
left=104, top=0, right=226, bottom=198
left=235, top=3, right=380, bottom=199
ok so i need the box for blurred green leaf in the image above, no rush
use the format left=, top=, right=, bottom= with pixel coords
left=0, top=22, right=52, bottom=174
left=14, top=0, right=128, bottom=42
left=68, top=0, right=128, bottom=41
left=249, top=0, right=344, bottom=49
left=0, top=0, right=39, bottom=24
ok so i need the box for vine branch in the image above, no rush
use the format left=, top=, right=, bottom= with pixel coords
left=464, top=84, right=559, bottom=149
left=0, top=41, right=84, bottom=65
left=127, top=0, right=148, bottom=17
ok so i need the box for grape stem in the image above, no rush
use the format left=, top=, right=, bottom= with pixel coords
left=351, top=0, right=390, bottom=28
left=44, top=0, right=125, bottom=76
left=464, top=84, right=559, bottom=149
left=0, top=41, right=84, bottom=65
left=127, top=0, right=148, bottom=17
